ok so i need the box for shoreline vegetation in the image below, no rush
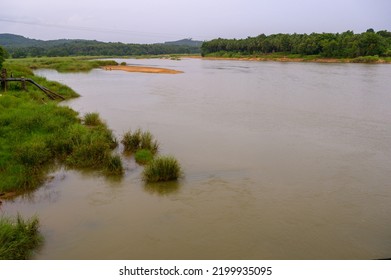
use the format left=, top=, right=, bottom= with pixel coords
left=0, top=57, right=124, bottom=259
left=200, top=29, right=391, bottom=62
left=199, top=53, right=391, bottom=64
left=0, top=56, right=182, bottom=259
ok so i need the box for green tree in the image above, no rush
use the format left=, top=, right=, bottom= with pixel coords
left=0, top=45, right=8, bottom=69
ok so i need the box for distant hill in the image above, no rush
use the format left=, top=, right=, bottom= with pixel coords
left=164, top=38, right=203, bottom=47
left=0, top=34, right=201, bottom=57
left=0, top=33, right=80, bottom=48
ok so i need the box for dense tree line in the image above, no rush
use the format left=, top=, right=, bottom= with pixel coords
left=2, top=39, right=200, bottom=58
left=201, top=29, right=391, bottom=58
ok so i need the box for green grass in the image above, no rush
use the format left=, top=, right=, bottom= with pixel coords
left=83, top=112, right=104, bottom=126
left=351, top=55, right=380, bottom=63
left=104, top=154, right=124, bottom=175
left=0, top=215, right=43, bottom=260
left=6, top=57, right=118, bottom=73
left=0, top=61, right=123, bottom=193
left=142, top=155, right=182, bottom=182
left=134, top=149, right=154, bottom=165
left=121, top=129, right=159, bottom=154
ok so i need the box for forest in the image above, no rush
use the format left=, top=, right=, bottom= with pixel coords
left=0, top=34, right=201, bottom=58
left=201, top=29, right=391, bottom=58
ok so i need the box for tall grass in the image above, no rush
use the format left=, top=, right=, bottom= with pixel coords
left=83, top=112, right=103, bottom=126
left=121, top=129, right=159, bottom=154
left=5, top=57, right=118, bottom=73
left=142, top=156, right=182, bottom=182
left=0, top=215, right=43, bottom=260
left=0, top=75, right=123, bottom=193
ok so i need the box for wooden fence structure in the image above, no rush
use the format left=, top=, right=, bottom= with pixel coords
left=1, top=68, right=64, bottom=100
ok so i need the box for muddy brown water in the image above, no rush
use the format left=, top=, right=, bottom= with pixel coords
left=2, top=59, right=391, bottom=259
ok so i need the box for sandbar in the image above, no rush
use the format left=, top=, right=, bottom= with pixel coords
left=102, top=65, right=183, bottom=74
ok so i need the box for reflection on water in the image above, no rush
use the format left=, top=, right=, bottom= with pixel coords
left=144, top=181, right=182, bottom=196
left=3, top=59, right=391, bottom=259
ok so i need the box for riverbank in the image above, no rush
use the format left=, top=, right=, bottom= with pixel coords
left=0, top=59, right=124, bottom=197
left=102, top=64, right=183, bottom=74
left=199, top=53, right=391, bottom=64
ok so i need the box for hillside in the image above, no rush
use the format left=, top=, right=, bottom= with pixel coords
left=0, top=34, right=201, bottom=57
left=164, top=38, right=203, bottom=47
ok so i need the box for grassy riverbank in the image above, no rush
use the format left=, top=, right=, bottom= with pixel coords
left=6, top=56, right=118, bottom=72
left=0, top=57, right=125, bottom=259
left=1, top=58, right=123, bottom=195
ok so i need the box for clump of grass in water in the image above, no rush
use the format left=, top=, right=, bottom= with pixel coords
left=65, top=123, right=122, bottom=175
left=121, top=129, right=159, bottom=154
left=134, top=149, right=154, bottom=165
left=104, top=154, right=124, bottom=175
left=0, top=214, right=43, bottom=260
left=143, top=155, right=182, bottom=182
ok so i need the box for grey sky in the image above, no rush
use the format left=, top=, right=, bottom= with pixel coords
left=1, top=0, right=390, bottom=43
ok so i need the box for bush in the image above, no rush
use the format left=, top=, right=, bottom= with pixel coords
left=134, top=149, right=154, bottom=165
left=143, top=156, right=182, bottom=182
left=0, top=215, right=43, bottom=260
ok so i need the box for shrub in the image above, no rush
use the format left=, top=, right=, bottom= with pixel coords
left=0, top=215, right=43, bottom=260
left=120, top=62, right=127, bottom=66
left=134, top=149, right=154, bottom=165
left=142, top=156, right=182, bottom=182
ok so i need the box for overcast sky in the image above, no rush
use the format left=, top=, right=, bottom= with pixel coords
left=1, top=0, right=390, bottom=43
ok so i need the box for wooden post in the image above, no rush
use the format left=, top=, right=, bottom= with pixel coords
left=1, top=68, right=7, bottom=92
left=21, top=76, right=26, bottom=91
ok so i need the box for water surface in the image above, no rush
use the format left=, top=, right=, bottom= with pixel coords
left=3, top=59, right=391, bottom=259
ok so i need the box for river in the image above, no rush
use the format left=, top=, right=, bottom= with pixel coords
left=2, top=58, right=391, bottom=259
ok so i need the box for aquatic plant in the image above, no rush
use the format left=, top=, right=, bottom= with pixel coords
left=142, top=155, right=182, bottom=182
left=0, top=215, right=43, bottom=260
left=121, top=129, right=159, bottom=154
left=104, top=154, right=124, bottom=175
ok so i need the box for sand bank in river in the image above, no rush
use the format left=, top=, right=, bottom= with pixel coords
left=102, top=65, right=183, bottom=74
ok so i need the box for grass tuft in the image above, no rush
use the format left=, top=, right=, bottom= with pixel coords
left=121, top=129, right=159, bottom=154
left=0, top=214, right=43, bottom=260
left=142, top=155, right=182, bottom=182
left=104, top=154, right=124, bottom=175
left=83, top=112, right=104, bottom=126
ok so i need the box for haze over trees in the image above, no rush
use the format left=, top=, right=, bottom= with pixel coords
left=201, top=29, right=391, bottom=58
